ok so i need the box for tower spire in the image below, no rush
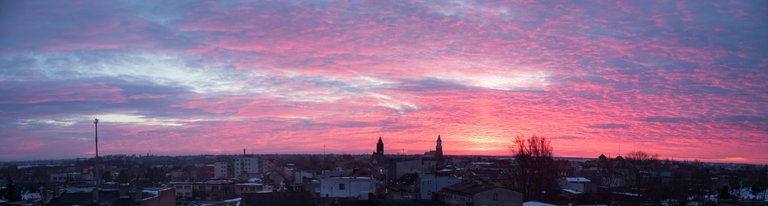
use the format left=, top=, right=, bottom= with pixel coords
left=376, top=136, right=384, bottom=163
left=435, top=134, right=443, bottom=161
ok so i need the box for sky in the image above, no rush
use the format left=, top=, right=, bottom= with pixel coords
left=0, top=0, right=767, bottom=164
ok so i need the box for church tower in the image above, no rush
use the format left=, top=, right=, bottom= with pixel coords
left=435, top=135, right=443, bottom=161
left=376, top=136, right=384, bottom=163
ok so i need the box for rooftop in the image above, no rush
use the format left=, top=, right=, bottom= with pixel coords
left=441, top=183, right=499, bottom=195
left=564, top=177, right=591, bottom=183
left=236, top=183, right=264, bottom=186
left=326, top=176, right=371, bottom=180
left=47, top=191, right=136, bottom=206
left=523, top=201, right=557, bottom=206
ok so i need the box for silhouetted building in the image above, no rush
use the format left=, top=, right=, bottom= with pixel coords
left=440, top=183, right=522, bottom=206
left=436, top=135, right=443, bottom=161
left=235, top=182, right=272, bottom=195
left=47, top=187, right=175, bottom=206
left=214, top=160, right=230, bottom=179
left=423, top=135, right=445, bottom=162
left=389, top=159, right=435, bottom=180
left=558, top=177, right=595, bottom=196
left=241, top=192, right=316, bottom=206
left=376, top=137, right=384, bottom=164
left=142, top=188, right=176, bottom=206
left=172, top=180, right=235, bottom=201
left=419, top=173, right=461, bottom=200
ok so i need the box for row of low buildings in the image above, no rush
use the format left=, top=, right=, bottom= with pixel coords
left=306, top=136, right=529, bottom=206
left=0, top=186, right=177, bottom=206
left=3, top=135, right=671, bottom=206
left=171, top=179, right=275, bottom=201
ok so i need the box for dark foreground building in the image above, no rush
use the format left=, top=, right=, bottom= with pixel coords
left=241, top=192, right=315, bottom=206
left=46, top=188, right=175, bottom=206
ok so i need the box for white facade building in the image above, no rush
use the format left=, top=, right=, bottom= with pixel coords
left=319, top=177, right=373, bottom=200
left=234, top=156, right=259, bottom=177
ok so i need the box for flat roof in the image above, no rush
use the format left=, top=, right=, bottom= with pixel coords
left=564, top=177, right=591, bottom=183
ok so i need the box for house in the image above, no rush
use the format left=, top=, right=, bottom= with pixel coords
left=319, top=176, right=373, bottom=200
left=440, top=183, right=522, bottom=206
left=235, top=183, right=272, bottom=195
left=49, top=172, right=81, bottom=183
left=420, top=173, right=461, bottom=200
left=523, top=201, right=557, bottom=206
left=294, top=171, right=314, bottom=185
left=389, top=159, right=432, bottom=180
left=558, top=177, right=596, bottom=195
left=171, top=180, right=236, bottom=201
left=46, top=187, right=175, bottom=206
left=241, top=192, right=316, bottom=206
left=173, top=182, right=193, bottom=199
left=141, top=188, right=176, bottom=206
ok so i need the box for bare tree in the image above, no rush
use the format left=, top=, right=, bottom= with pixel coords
left=625, top=151, right=659, bottom=167
left=624, top=151, right=661, bottom=205
left=511, top=135, right=557, bottom=201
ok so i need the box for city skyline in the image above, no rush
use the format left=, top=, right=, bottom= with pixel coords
left=1, top=1, right=766, bottom=164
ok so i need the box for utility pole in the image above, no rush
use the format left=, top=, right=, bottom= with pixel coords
left=93, top=118, right=100, bottom=203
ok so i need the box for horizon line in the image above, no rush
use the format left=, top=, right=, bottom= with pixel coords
left=1, top=153, right=763, bottom=166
